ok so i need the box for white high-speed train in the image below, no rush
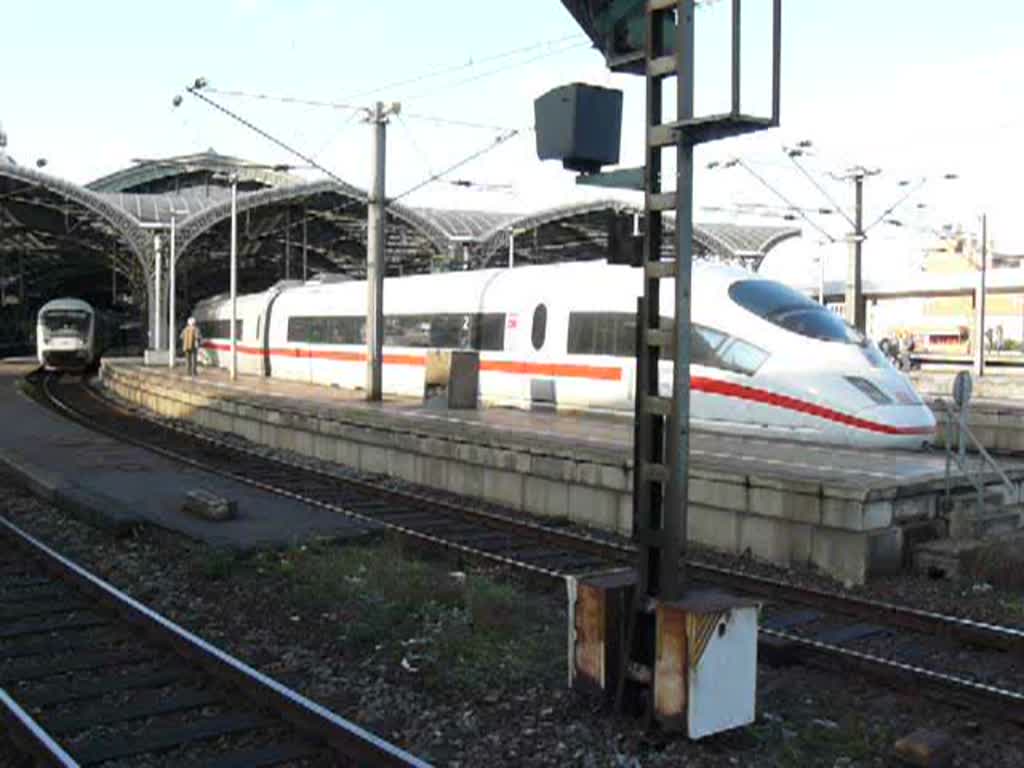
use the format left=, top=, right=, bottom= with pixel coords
left=36, top=298, right=103, bottom=372
left=193, top=260, right=937, bottom=449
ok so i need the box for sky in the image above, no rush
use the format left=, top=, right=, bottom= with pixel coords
left=2, top=0, right=1023, bottom=282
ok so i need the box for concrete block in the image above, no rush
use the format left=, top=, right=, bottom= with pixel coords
left=821, top=495, right=889, bottom=531
left=482, top=468, right=524, bottom=509
left=892, top=495, right=933, bottom=522
left=690, top=475, right=747, bottom=513
left=749, top=479, right=821, bottom=525
left=738, top=515, right=812, bottom=567
left=360, top=445, right=389, bottom=476
left=576, top=462, right=601, bottom=487
left=598, top=463, right=629, bottom=493
left=312, top=434, right=334, bottom=462
left=182, top=489, right=237, bottom=522
left=617, top=494, right=633, bottom=536
left=531, top=455, right=571, bottom=482
left=447, top=461, right=484, bottom=500
left=416, top=456, right=447, bottom=490
left=688, top=505, right=740, bottom=553
left=568, top=484, right=619, bottom=531
left=388, top=449, right=417, bottom=484
left=512, top=451, right=533, bottom=474
left=421, top=436, right=455, bottom=461
left=811, top=527, right=868, bottom=586
left=524, top=475, right=569, bottom=519
left=333, top=438, right=361, bottom=468
left=292, top=428, right=315, bottom=458
left=893, top=728, right=953, bottom=768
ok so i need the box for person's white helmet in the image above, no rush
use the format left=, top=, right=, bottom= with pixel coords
left=187, top=317, right=196, bottom=326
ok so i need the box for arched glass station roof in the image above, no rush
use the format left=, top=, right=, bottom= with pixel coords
left=0, top=150, right=799, bottom=331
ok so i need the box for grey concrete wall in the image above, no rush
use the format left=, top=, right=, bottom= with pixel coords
left=101, top=362, right=928, bottom=585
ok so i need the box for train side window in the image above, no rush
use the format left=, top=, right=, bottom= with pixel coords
left=691, top=325, right=727, bottom=367
left=474, top=313, right=506, bottom=351
left=716, top=338, right=769, bottom=375
left=531, top=304, right=547, bottom=350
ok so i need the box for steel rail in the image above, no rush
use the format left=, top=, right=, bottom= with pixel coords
left=0, top=688, right=80, bottom=768
left=689, top=561, right=1024, bottom=655
left=763, top=627, right=1024, bottom=724
left=0, top=514, right=431, bottom=768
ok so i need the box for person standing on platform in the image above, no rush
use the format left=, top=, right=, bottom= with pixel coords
left=180, top=317, right=202, bottom=376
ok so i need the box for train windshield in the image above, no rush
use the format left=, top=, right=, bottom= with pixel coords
left=728, top=280, right=863, bottom=344
left=41, top=309, right=90, bottom=337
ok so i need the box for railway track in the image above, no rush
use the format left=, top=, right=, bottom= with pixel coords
left=0, top=514, right=429, bottom=768
left=24, top=372, right=1024, bottom=727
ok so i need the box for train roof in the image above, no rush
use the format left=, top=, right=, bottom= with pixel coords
left=192, top=259, right=761, bottom=312
left=38, top=297, right=94, bottom=313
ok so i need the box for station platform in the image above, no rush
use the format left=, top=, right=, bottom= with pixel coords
left=0, top=360, right=372, bottom=549
left=911, top=371, right=1024, bottom=453
left=99, top=359, right=1024, bottom=585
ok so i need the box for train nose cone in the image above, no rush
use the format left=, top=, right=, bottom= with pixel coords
left=853, top=403, right=937, bottom=448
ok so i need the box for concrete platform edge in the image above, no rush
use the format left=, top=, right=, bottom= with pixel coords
left=0, top=448, right=142, bottom=534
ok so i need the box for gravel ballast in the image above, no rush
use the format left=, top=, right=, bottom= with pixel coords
left=4, top=469, right=1024, bottom=768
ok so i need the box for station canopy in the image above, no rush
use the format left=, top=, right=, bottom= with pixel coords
left=0, top=149, right=799, bottom=318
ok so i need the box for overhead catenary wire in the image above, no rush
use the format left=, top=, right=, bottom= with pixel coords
left=183, top=85, right=522, bottom=213
left=400, top=39, right=591, bottom=103
left=392, top=130, right=521, bottom=202
left=184, top=87, right=360, bottom=192
left=394, top=113, right=437, bottom=180
left=718, top=158, right=839, bottom=243
left=787, top=152, right=857, bottom=230
left=204, top=32, right=585, bottom=131
left=339, top=33, right=584, bottom=102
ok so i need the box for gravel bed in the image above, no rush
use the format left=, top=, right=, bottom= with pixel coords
left=4, top=470, right=1024, bottom=767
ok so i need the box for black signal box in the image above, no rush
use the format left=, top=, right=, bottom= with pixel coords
left=534, top=83, right=623, bottom=174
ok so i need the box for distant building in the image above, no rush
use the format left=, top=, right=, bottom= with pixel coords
left=916, top=233, right=1024, bottom=346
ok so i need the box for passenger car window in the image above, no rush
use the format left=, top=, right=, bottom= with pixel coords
left=532, top=304, right=547, bottom=350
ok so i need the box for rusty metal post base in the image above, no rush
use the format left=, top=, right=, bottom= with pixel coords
left=568, top=569, right=635, bottom=696
left=655, top=592, right=760, bottom=738
left=570, top=571, right=759, bottom=739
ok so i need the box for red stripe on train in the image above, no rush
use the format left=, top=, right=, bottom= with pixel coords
left=691, top=376, right=934, bottom=436
left=201, top=342, right=622, bottom=380
left=200, top=342, right=933, bottom=436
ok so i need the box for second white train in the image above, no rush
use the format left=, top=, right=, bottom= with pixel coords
left=192, top=260, right=936, bottom=449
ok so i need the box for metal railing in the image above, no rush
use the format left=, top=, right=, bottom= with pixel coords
left=936, top=397, right=1020, bottom=516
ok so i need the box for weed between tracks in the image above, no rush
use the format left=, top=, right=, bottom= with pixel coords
left=197, top=536, right=565, bottom=698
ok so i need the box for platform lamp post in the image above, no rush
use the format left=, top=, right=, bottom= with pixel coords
left=167, top=216, right=176, bottom=369
left=229, top=173, right=239, bottom=381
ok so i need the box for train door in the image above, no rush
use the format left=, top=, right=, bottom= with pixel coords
left=525, top=299, right=556, bottom=409
left=260, top=287, right=286, bottom=378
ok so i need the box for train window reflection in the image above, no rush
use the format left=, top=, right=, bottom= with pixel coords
left=729, top=280, right=862, bottom=343
left=198, top=320, right=243, bottom=341
left=532, top=305, right=547, bottom=350
left=286, top=313, right=504, bottom=351
left=42, top=310, right=90, bottom=337
left=568, top=311, right=767, bottom=376
left=716, top=338, right=769, bottom=375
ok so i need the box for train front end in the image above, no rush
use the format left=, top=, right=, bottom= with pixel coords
left=724, top=278, right=936, bottom=449
left=37, top=302, right=94, bottom=372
